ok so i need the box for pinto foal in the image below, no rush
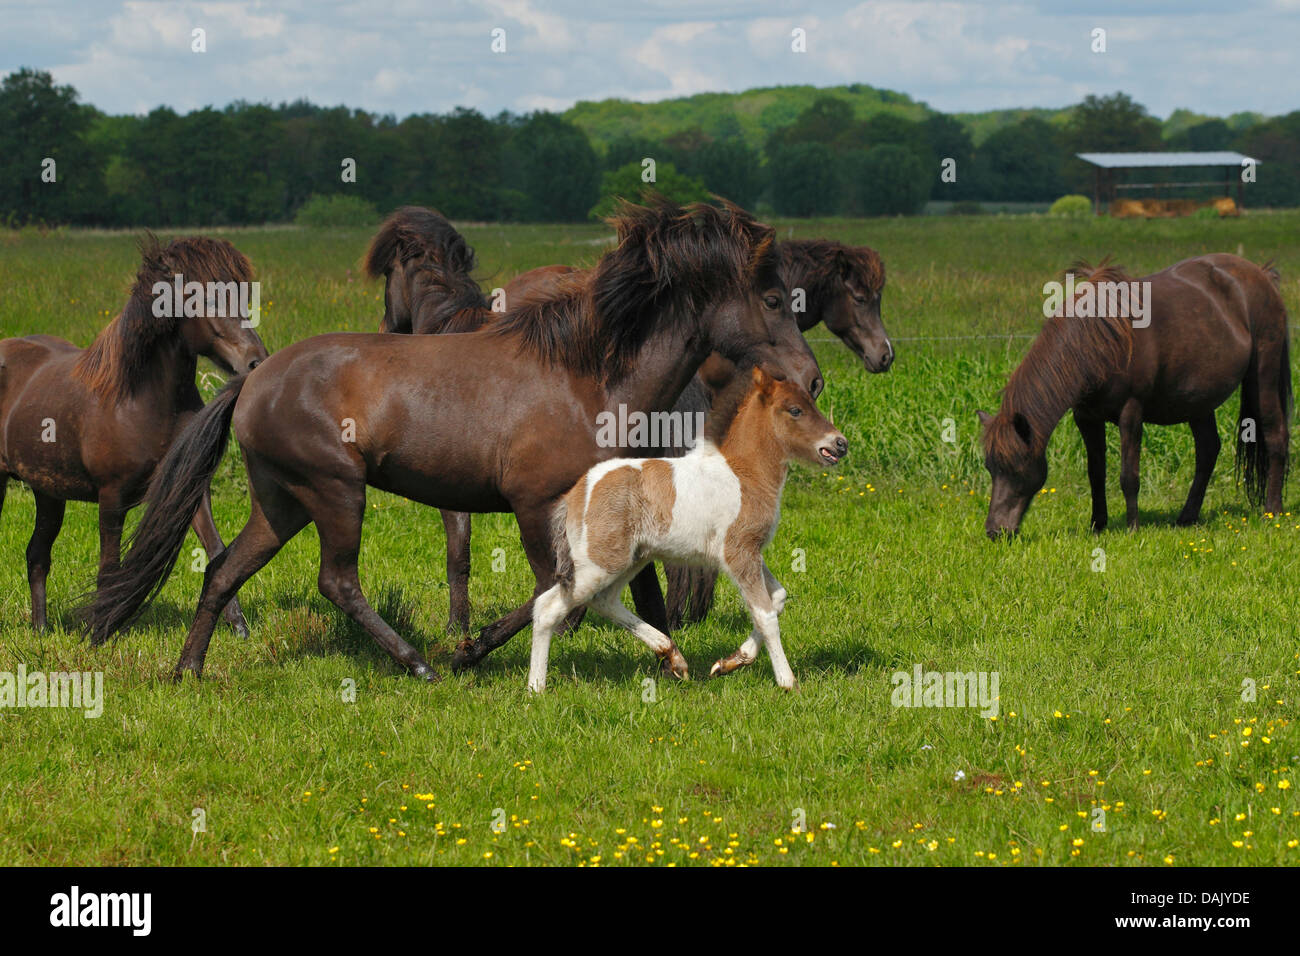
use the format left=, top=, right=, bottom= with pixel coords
left=528, top=367, right=848, bottom=692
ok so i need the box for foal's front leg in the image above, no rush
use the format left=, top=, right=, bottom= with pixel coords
left=711, top=561, right=786, bottom=678
left=1118, top=399, right=1144, bottom=530
left=716, top=558, right=796, bottom=689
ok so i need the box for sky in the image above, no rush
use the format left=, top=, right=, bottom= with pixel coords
left=1, top=0, right=1296, bottom=119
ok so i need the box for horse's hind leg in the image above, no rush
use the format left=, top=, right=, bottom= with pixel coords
left=1177, top=414, right=1221, bottom=526
left=1074, top=411, right=1109, bottom=532
left=176, top=476, right=308, bottom=678
left=311, top=481, right=437, bottom=680
left=26, top=492, right=65, bottom=631
left=190, top=487, right=250, bottom=638
left=1118, top=399, right=1144, bottom=530
left=1255, top=367, right=1289, bottom=515
left=441, top=509, right=472, bottom=635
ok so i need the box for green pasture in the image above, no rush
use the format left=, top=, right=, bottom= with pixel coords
left=0, top=212, right=1296, bottom=865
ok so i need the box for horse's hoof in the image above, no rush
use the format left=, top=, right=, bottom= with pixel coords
left=230, top=618, right=250, bottom=640
left=449, top=640, right=477, bottom=672
left=171, top=665, right=202, bottom=683
left=411, top=661, right=441, bottom=683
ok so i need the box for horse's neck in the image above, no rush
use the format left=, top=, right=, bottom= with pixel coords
left=604, top=321, right=709, bottom=414
left=143, top=337, right=200, bottom=406
left=1008, top=329, right=1095, bottom=439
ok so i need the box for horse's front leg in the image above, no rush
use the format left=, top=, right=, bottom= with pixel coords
left=1074, top=411, right=1108, bottom=532
left=1118, top=399, right=1144, bottom=530
left=191, top=488, right=250, bottom=638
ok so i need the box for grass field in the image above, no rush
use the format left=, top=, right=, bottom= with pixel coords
left=1, top=212, right=1297, bottom=866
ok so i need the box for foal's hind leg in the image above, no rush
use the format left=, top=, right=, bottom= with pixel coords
left=1176, top=414, right=1221, bottom=526
left=26, top=492, right=65, bottom=631
left=440, top=509, right=472, bottom=635
left=587, top=579, right=689, bottom=682
left=190, top=487, right=250, bottom=638
left=1118, top=399, right=1144, bottom=530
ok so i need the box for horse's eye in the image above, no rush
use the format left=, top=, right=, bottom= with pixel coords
left=788, top=406, right=802, bottom=418
left=764, top=295, right=780, bottom=309
left=852, top=294, right=867, bottom=304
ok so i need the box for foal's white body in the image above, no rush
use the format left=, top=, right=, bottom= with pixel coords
left=528, top=439, right=793, bottom=692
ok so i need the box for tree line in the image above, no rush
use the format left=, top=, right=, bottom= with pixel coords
left=2, top=68, right=1297, bottom=227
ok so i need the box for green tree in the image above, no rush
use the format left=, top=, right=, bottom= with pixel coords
left=975, top=117, right=1066, bottom=201
left=507, top=112, right=600, bottom=221
left=842, top=145, right=929, bottom=216
left=0, top=68, right=104, bottom=224
left=769, top=142, right=840, bottom=216
left=590, top=161, right=708, bottom=219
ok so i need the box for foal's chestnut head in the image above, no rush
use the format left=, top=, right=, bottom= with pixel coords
left=751, top=367, right=847, bottom=468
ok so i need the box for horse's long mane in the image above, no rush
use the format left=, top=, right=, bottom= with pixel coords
left=778, top=239, right=885, bottom=305
left=365, top=206, right=487, bottom=334
left=984, top=256, right=1133, bottom=462
left=72, top=234, right=255, bottom=402
left=491, top=197, right=777, bottom=384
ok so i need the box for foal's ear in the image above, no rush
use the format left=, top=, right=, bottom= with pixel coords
left=976, top=409, right=994, bottom=427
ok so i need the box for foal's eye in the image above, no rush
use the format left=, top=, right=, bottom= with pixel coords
left=788, top=406, right=802, bottom=418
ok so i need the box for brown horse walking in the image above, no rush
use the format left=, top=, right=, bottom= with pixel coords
left=979, top=255, right=1291, bottom=537
left=0, top=236, right=267, bottom=631
left=507, top=238, right=890, bottom=628
left=85, top=200, right=823, bottom=681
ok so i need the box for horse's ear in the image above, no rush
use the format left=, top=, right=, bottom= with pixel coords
left=976, top=409, right=993, bottom=427
left=835, top=248, right=853, bottom=280
left=1012, top=412, right=1033, bottom=445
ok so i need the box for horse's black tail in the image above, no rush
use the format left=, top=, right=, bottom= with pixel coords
left=79, top=375, right=248, bottom=643
left=1236, top=265, right=1292, bottom=509
left=665, top=564, right=718, bottom=630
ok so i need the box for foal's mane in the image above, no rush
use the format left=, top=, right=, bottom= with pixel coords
left=72, top=234, right=255, bottom=402
left=779, top=239, right=885, bottom=304
left=491, top=197, right=777, bottom=384
left=365, top=206, right=487, bottom=334
left=984, top=256, right=1133, bottom=462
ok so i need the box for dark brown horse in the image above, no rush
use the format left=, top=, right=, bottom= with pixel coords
left=506, top=239, right=889, bottom=628
left=85, top=200, right=823, bottom=681
left=364, top=206, right=490, bottom=634
left=979, top=255, right=1291, bottom=538
left=0, top=236, right=267, bottom=631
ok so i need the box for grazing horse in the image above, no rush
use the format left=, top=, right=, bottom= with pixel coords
left=364, top=206, right=489, bottom=634
left=979, top=255, right=1291, bottom=538
left=85, top=199, right=824, bottom=681
left=0, top=236, right=267, bottom=631
left=528, top=366, right=847, bottom=692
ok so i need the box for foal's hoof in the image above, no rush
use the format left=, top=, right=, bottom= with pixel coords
left=659, top=647, right=690, bottom=681
left=411, top=661, right=441, bottom=683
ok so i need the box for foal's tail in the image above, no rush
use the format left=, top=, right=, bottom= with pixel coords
left=80, top=375, right=249, bottom=643
left=1236, top=264, right=1292, bottom=508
